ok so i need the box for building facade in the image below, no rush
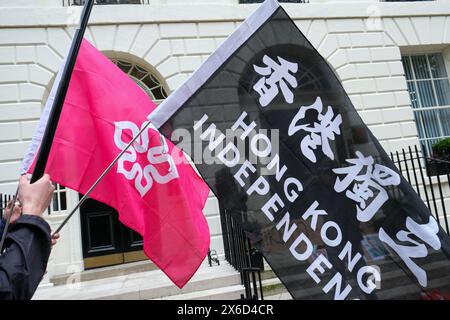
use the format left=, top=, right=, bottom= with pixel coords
left=0, top=0, right=449, bottom=284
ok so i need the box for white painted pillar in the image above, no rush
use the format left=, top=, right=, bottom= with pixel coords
left=43, top=189, right=84, bottom=284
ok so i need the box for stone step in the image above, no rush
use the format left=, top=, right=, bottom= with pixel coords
left=50, top=260, right=158, bottom=286
left=158, top=277, right=282, bottom=300
left=156, top=284, right=246, bottom=300
left=33, top=262, right=241, bottom=300
left=261, top=278, right=289, bottom=298
left=265, top=292, right=293, bottom=300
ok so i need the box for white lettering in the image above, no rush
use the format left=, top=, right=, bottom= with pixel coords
left=276, top=211, right=297, bottom=243
left=261, top=193, right=284, bottom=221
left=284, top=177, right=303, bottom=203
left=266, top=154, right=287, bottom=182
left=250, top=133, right=272, bottom=158
left=338, top=241, right=362, bottom=272
left=323, top=273, right=352, bottom=300
left=302, top=201, right=327, bottom=231
left=357, top=266, right=381, bottom=294
left=193, top=114, right=208, bottom=131
left=234, top=160, right=256, bottom=187
left=321, top=221, right=342, bottom=247
left=200, top=123, right=225, bottom=151
left=217, top=143, right=240, bottom=167
left=231, top=111, right=257, bottom=140
left=307, top=254, right=332, bottom=283
left=289, top=233, right=313, bottom=261
left=247, top=176, right=270, bottom=196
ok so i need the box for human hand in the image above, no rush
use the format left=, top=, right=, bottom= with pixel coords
left=4, top=199, right=22, bottom=224
left=51, top=233, right=60, bottom=248
left=18, top=174, right=55, bottom=218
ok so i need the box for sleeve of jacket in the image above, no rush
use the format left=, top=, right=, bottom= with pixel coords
left=0, top=215, right=51, bottom=300
left=0, top=220, right=5, bottom=239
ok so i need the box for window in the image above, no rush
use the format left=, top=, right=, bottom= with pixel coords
left=51, top=183, right=68, bottom=213
left=67, top=0, right=149, bottom=5
left=402, top=53, right=450, bottom=155
left=110, top=59, right=168, bottom=104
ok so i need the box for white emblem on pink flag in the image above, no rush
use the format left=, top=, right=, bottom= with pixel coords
left=113, top=120, right=179, bottom=197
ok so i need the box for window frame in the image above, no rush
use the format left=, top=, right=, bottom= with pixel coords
left=402, top=53, right=450, bottom=156
left=51, top=183, right=68, bottom=214
left=110, top=59, right=168, bottom=105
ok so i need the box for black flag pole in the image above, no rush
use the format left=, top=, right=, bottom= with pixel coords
left=0, top=0, right=95, bottom=253
left=30, top=0, right=94, bottom=183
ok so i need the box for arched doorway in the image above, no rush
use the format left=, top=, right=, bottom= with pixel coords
left=80, top=58, right=168, bottom=269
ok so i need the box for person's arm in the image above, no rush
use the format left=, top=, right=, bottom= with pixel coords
left=0, top=174, right=54, bottom=300
left=0, top=219, right=5, bottom=240
left=0, top=215, right=51, bottom=300
left=0, top=199, right=23, bottom=241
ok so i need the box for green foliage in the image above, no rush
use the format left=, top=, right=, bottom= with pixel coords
left=432, top=138, right=450, bottom=159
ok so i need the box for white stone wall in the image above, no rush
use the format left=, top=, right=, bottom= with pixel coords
left=0, top=1, right=449, bottom=278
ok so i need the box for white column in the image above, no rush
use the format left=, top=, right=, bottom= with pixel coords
left=42, top=189, right=84, bottom=286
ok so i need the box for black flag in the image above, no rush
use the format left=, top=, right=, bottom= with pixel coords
left=149, top=0, right=450, bottom=299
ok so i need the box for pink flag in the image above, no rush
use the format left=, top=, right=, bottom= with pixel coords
left=33, top=39, right=210, bottom=288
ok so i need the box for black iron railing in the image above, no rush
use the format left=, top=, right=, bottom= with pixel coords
left=219, top=207, right=264, bottom=300
left=0, top=194, right=13, bottom=220
left=390, top=145, right=450, bottom=235
left=220, top=209, right=251, bottom=273
left=241, top=267, right=263, bottom=300
left=0, top=193, right=52, bottom=217
left=63, top=0, right=149, bottom=6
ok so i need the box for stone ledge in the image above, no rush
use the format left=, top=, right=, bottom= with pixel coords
left=0, top=2, right=449, bottom=27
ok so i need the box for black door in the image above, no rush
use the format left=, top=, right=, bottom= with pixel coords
left=80, top=196, right=146, bottom=269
